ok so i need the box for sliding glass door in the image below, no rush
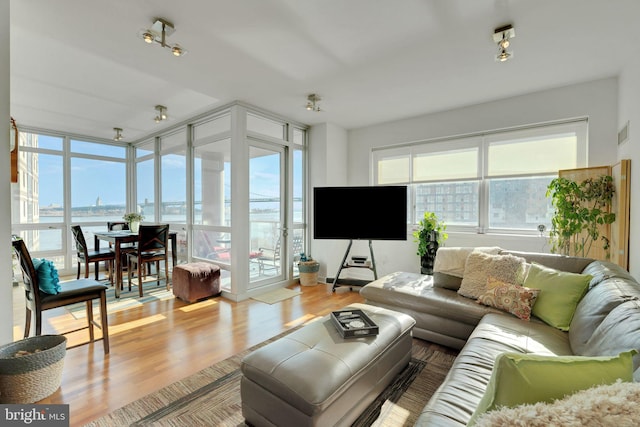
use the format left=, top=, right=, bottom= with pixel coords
left=249, top=143, right=285, bottom=287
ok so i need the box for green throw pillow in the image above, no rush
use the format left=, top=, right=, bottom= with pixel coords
left=524, top=262, right=591, bottom=331
left=468, top=350, right=636, bottom=426
left=32, top=258, right=61, bottom=295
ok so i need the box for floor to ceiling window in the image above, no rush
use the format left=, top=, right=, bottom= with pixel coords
left=12, top=102, right=307, bottom=300
left=192, top=113, right=232, bottom=288
left=135, top=139, right=155, bottom=222
left=12, top=131, right=128, bottom=274
left=160, top=129, right=188, bottom=262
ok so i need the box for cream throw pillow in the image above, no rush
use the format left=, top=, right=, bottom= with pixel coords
left=458, top=252, right=526, bottom=299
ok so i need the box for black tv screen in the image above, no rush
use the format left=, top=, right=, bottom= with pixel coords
left=313, top=186, right=408, bottom=240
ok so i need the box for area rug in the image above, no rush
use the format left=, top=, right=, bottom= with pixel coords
left=85, top=328, right=458, bottom=426
left=66, top=281, right=175, bottom=319
left=250, top=287, right=302, bottom=304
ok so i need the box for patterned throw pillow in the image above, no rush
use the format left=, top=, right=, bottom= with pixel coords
left=477, top=276, right=540, bottom=321
left=458, top=252, right=526, bottom=299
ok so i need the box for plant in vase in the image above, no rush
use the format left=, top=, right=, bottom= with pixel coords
left=413, top=212, right=448, bottom=275
left=123, top=212, right=144, bottom=233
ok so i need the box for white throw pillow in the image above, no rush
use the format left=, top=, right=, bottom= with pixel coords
left=458, top=252, right=526, bottom=299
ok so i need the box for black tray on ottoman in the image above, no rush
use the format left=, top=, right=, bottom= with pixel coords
left=331, top=309, right=379, bottom=338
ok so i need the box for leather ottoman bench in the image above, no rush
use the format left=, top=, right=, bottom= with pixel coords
left=240, top=303, right=416, bottom=427
left=172, top=262, right=221, bottom=303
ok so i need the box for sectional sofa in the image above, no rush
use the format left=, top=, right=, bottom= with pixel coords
left=360, top=248, right=640, bottom=426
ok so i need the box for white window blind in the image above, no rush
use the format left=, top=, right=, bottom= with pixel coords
left=372, top=119, right=588, bottom=232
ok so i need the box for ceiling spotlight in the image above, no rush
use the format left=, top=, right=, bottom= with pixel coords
left=154, top=105, right=168, bottom=123
left=113, top=128, right=124, bottom=141
left=493, top=24, right=515, bottom=62
left=142, top=30, right=154, bottom=44
left=171, top=44, right=186, bottom=57
left=305, top=94, right=322, bottom=112
left=139, top=18, right=187, bottom=57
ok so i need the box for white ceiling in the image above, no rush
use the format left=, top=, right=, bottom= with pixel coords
left=10, top=0, right=640, bottom=142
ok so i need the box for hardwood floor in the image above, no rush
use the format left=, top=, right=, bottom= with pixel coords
left=12, top=281, right=365, bottom=426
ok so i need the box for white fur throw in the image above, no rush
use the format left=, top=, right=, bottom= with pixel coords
left=458, top=252, right=526, bottom=299
left=474, top=380, right=640, bottom=427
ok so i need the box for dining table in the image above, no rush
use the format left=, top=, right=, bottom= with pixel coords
left=94, top=230, right=178, bottom=298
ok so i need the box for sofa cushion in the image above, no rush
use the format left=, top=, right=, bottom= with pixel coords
left=570, top=275, right=640, bottom=355
left=477, top=277, right=539, bottom=321
left=582, top=259, right=638, bottom=289
left=500, top=250, right=593, bottom=274
left=581, top=300, right=640, bottom=378
left=432, top=271, right=464, bottom=291
left=360, top=272, right=501, bottom=326
left=525, top=262, right=591, bottom=331
left=415, top=313, right=572, bottom=426
left=469, top=350, right=636, bottom=425
left=458, top=252, right=526, bottom=299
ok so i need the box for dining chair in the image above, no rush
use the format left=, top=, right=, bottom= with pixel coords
left=107, top=221, right=137, bottom=286
left=71, top=225, right=115, bottom=285
left=127, top=224, right=171, bottom=297
left=12, top=237, right=110, bottom=354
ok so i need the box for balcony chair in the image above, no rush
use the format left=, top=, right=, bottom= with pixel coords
left=12, top=237, right=110, bottom=354
left=127, top=224, right=171, bottom=297
left=257, top=238, right=281, bottom=275
left=71, top=225, right=115, bottom=285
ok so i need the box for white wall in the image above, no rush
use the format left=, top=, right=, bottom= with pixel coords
left=616, top=52, right=640, bottom=277
left=1, top=0, right=14, bottom=345
left=308, top=123, right=351, bottom=281
left=315, top=78, right=620, bottom=279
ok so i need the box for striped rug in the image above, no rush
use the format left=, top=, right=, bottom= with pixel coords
left=85, top=329, right=458, bottom=427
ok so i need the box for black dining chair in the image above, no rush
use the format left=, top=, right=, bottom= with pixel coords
left=12, top=237, right=110, bottom=354
left=71, top=225, right=115, bottom=285
left=127, top=224, right=171, bottom=297
left=107, top=221, right=137, bottom=286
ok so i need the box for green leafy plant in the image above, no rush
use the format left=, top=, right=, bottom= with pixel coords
left=123, top=212, right=144, bottom=223
left=546, top=175, right=615, bottom=258
left=413, top=212, right=448, bottom=257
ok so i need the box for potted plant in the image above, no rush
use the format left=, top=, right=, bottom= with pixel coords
left=546, top=175, right=615, bottom=258
left=413, top=212, right=448, bottom=274
left=123, top=212, right=144, bottom=233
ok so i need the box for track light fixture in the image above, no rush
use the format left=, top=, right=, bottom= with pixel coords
left=305, top=94, right=322, bottom=112
left=139, top=18, right=188, bottom=57
left=493, top=24, right=515, bottom=62
left=113, top=127, right=124, bottom=141
left=154, top=105, right=168, bottom=123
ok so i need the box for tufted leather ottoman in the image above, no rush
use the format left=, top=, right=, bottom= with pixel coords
left=240, top=303, right=415, bottom=427
left=172, top=262, right=221, bottom=303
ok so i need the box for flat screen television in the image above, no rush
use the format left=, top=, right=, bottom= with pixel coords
left=313, top=186, right=408, bottom=240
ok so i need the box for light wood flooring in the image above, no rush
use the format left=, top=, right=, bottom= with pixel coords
left=11, top=281, right=365, bottom=426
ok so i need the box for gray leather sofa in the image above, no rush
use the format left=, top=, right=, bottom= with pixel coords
left=360, top=250, right=640, bottom=426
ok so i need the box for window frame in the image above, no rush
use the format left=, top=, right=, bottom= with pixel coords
left=372, top=119, right=588, bottom=235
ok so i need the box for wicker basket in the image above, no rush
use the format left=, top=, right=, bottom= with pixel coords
left=0, top=335, right=67, bottom=403
left=298, top=261, right=320, bottom=286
